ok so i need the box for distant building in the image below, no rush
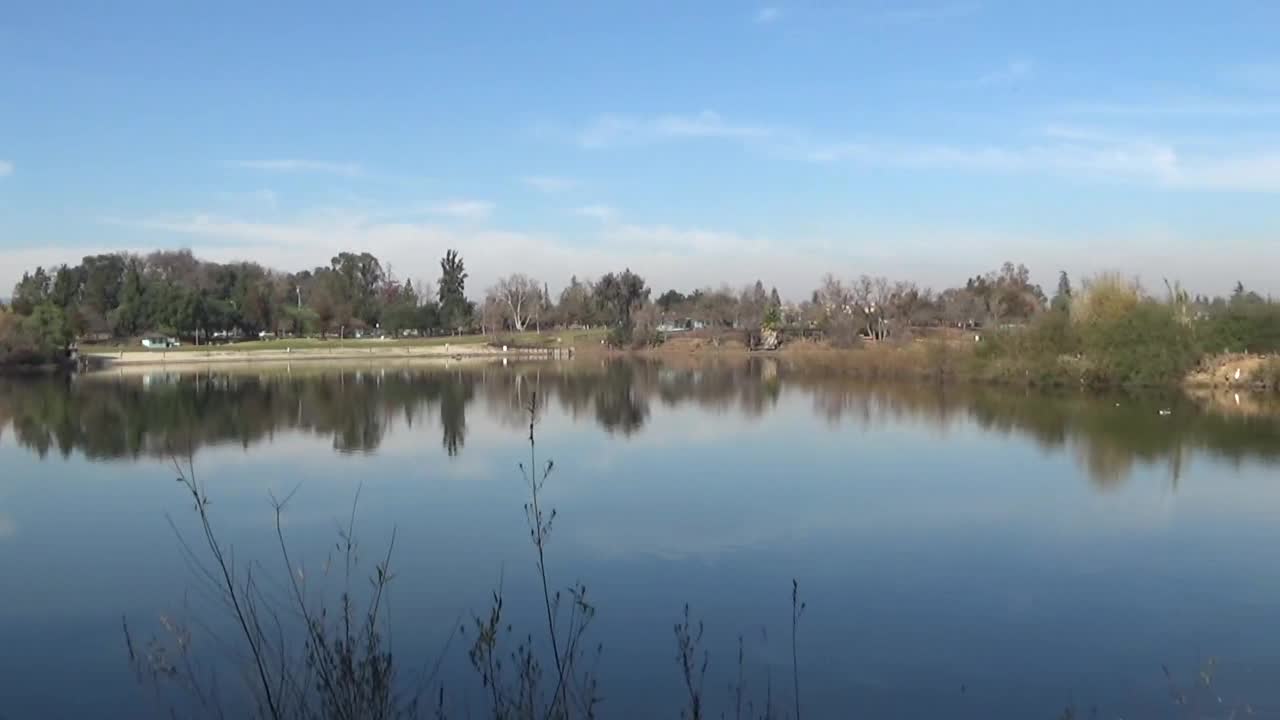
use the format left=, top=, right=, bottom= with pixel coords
left=141, top=336, right=180, bottom=349
left=657, top=318, right=707, bottom=333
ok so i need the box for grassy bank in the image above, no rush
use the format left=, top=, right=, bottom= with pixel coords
left=86, top=328, right=605, bottom=354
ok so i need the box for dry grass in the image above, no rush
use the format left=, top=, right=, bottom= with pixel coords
left=1186, top=353, right=1278, bottom=389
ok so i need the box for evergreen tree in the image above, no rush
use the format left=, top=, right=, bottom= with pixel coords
left=438, top=249, right=470, bottom=333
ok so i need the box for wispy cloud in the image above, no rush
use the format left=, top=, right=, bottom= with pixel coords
left=876, top=2, right=982, bottom=25
left=579, top=111, right=773, bottom=149
left=231, top=159, right=364, bottom=177
left=573, top=204, right=617, bottom=221
left=805, top=129, right=1280, bottom=192
left=1061, top=99, right=1280, bottom=117
left=0, top=160, right=12, bottom=177
left=574, top=107, right=1280, bottom=192
left=428, top=199, right=494, bottom=219
left=521, top=175, right=577, bottom=193
left=754, top=7, right=782, bottom=24
left=977, top=59, right=1034, bottom=87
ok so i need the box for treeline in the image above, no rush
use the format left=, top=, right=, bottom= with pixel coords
left=0, top=249, right=660, bottom=363
left=4, top=250, right=1279, bottom=384
left=5, top=249, right=475, bottom=347
left=0, top=254, right=1065, bottom=357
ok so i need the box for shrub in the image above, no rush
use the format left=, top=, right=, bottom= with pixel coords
left=0, top=304, right=70, bottom=367
left=1071, top=273, right=1140, bottom=327
left=1251, top=358, right=1280, bottom=390
left=967, top=311, right=1079, bottom=386
left=1078, top=300, right=1197, bottom=386
left=628, top=303, right=663, bottom=348
left=1198, top=302, right=1280, bottom=355
left=606, top=325, right=632, bottom=348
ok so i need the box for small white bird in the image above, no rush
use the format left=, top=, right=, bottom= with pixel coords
left=1158, top=409, right=1173, bottom=416
left=1235, top=367, right=1242, bottom=381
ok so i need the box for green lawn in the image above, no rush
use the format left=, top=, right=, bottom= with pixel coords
left=84, top=329, right=605, bottom=353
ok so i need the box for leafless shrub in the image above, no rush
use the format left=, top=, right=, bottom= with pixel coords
left=124, top=456, right=451, bottom=719
left=465, top=392, right=602, bottom=720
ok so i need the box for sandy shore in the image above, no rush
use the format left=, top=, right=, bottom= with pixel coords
left=86, top=343, right=573, bottom=369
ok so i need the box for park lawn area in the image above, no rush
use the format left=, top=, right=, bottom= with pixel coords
left=84, top=329, right=605, bottom=353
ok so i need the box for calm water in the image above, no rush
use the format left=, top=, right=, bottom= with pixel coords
left=2, top=358, right=1280, bottom=719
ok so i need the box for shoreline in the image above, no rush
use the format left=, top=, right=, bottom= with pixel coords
left=39, top=339, right=1280, bottom=395
left=83, top=343, right=576, bottom=370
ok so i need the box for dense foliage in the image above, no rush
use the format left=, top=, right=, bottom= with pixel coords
left=4, top=249, right=1279, bottom=384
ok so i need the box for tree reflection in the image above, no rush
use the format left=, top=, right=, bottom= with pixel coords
left=594, top=362, right=648, bottom=436
left=440, top=371, right=473, bottom=457
left=1, top=360, right=1278, bottom=490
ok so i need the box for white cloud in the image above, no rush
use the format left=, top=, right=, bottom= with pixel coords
left=805, top=136, right=1180, bottom=182
left=577, top=110, right=1280, bottom=192
left=754, top=7, right=781, bottom=24
left=573, top=204, right=617, bottom=221
left=977, top=59, right=1034, bottom=87
left=1061, top=99, right=1280, bottom=118
left=521, top=175, right=576, bottom=193
left=428, top=200, right=494, bottom=220
left=805, top=134, right=1280, bottom=192
left=578, top=111, right=773, bottom=149
left=0, top=160, right=12, bottom=177
left=231, top=159, right=364, bottom=177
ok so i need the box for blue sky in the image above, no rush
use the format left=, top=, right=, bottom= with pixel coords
left=3, top=0, right=1280, bottom=298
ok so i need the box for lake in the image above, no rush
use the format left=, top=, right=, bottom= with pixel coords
left=2, top=357, right=1279, bottom=719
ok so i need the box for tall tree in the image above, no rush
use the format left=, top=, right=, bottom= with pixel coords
left=558, top=276, right=596, bottom=327
left=437, top=249, right=470, bottom=333
left=110, top=258, right=146, bottom=336
left=656, top=289, right=687, bottom=313
left=594, top=270, right=649, bottom=329
left=1052, top=271, right=1073, bottom=313
left=11, top=267, right=52, bottom=315
left=330, top=252, right=385, bottom=326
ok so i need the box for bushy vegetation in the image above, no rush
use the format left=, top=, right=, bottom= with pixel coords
left=968, top=273, right=1277, bottom=388
left=1251, top=357, right=1280, bottom=390
left=0, top=303, right=73, bottom=367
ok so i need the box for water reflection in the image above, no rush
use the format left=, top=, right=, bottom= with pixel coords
left=1, top=358, right=1277, bottom=488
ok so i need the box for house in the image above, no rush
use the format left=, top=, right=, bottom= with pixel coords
left=141, top=336, right=180, bottom=349
left=657, top=318, right=707, bottom=333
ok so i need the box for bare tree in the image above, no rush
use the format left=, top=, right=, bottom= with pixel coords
left=815, top=274, right=850, bottom=320
left=868, top=276, right=894, bottom=339
left=479, top=294, right=506, bottom=336
left=490, top=273, right=543, bottom=332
